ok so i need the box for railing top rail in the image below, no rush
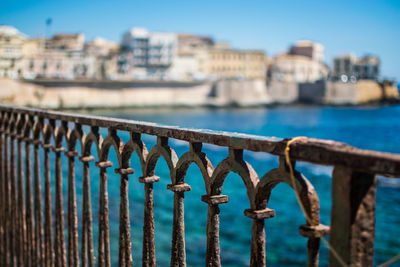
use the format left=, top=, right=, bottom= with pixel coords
left=1, top=104, right=400, bottom=176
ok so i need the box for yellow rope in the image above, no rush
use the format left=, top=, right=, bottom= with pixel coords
left=284, top=137, right=347, bottom=267
left=377, top=254, right=400, bottom=267
left=286, top=137, right=400, bottom=267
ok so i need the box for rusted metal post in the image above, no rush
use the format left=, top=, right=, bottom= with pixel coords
left=65, top=150, right=80, bottom=267
left=329, top=166, right=377, bottom=267
left=24, top=137, right=34, bottom=266
left=10, top=132, right=17, bottom=266
left=96, top=160, right=113, bottom=267
left=0, top=130, right=3, bottom=266
left=43, top=142, right=54, bottom=267
left=299, top=224, right=330, bottom=267
left=115, top=167, right=134, bottom=267
left=0, top=131, right=8, bottom=266
left=17, top=135, right=26, bottom=267
left=80, top=155, right=95, bottom=267
left=139, top=175, right=160, bottom=267
left=54, top=145, right=67, bottom=267
left=202, top=195, right=229, bottom=267
left=4, top=131, right=11, bottom=265
left=244, top=208, right=275, bottom=267
left=34, top=139, right=44, bottom=265
left=167, top=183, right=191, bottom=267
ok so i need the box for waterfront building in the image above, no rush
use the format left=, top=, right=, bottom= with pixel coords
left=20, top=33, right=99, bottom=80
left=0, top=25, right=26, bottom=78
left=268, top=52, right=328, bottom=83
left=21, top=49, right=97, bottom=80
left=18, top=32, right=118, bottom=80
left=121, top=27, right=177, bottom=80
left=200, top=44, right=267, bottom=80
left=289, top=40, right=324, bottom=62
left=268, top=40, right=328, bottom=84
left=84, top=37, right=120, bottom=57
left=49, top=33, right=85, bottom=51
left=333, top=54, right=380, bottom=81
left=166, top=34, right=213, bottom=81
left=177, top=34, right=214, bottom=54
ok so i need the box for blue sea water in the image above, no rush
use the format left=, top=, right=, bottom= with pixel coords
left=53, top=105, right=400, bottom=266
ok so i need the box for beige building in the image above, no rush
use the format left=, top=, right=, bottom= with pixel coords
left=269, top=53, right=328, bottom=83
left=269, top=40, right=328, bottom=83
left=177, top=34, right=213, bottom=54
left=85, top=37, right=120, bottom=56
left=200, top=45, right=267, bottom=80
left=22, top=38, right=45, bottom=57
left=289, top=40, right=324, bottom=62
left=50, top=33, right=85, bottom=51
left=0, top=26, right=26, bottom=78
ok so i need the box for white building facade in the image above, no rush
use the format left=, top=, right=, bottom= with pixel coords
left=121, top=28, right=177, bottom=80
left=269, top=40, right=328, bottom=83
left=0, top=26, right=26, bottom=78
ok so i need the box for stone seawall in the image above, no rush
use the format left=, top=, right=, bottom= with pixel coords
left=0, top=79, right=271, bottom=109
left=324, top=80, right=399, bottom=105
left=1, top=79, right=397, bottom=108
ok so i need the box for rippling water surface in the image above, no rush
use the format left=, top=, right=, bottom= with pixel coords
left=58, top=105, right=400, bottom=266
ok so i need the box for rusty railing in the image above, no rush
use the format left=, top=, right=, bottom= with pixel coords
left=0, top=104, right=399, bottom=267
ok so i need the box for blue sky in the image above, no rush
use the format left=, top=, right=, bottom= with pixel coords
left=1, top=0, right=400, bottom=80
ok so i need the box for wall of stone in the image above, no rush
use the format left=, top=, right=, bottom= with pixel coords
left=324, top=81, right=358, bottom=104
left=211, top=79, right=271, bottom=106
left=356, top=80, right=383, bottom=104
left=383, top=83, right=399, bottom=99
left=0, top=78, right=271, bottom=108
left=324, top=80, right=398, bottom=105
left=1, top=78, right=397, bottom=108
left=267, top=81, right=298, bottom=103
left=298, top=81, right=326, bottom=103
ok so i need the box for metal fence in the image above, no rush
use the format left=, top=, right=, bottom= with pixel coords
left=0, top=104, right=399, bottom=267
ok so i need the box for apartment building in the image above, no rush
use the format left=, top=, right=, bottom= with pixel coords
left=289, top=40, right=324, bottom=62
left=269, top=40, right=328, bottom=83
left=0, top=25, right=26, bottom=78
left=201, top=44, right=267, bottom=80
left=269, top=53, right=328, bottom=83
left=121, top=28, right=177, bottom=79
left=333, top=54, right=380, bottom=81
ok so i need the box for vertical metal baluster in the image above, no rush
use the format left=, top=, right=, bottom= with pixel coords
left=0, top=130, right=5, bottom=266
left=115, top=167, right=134, bottom=267
left=0, top=130, right=3, bottom=266
left=243, top=208, right=275, bottom=267
left=140, top=175, right=160, bottom=267
left=250, top=219, right=266, bottom=267
left=25, top=138, right=34, bottom=266
left=144, top=183, right=155, bottom=267
left=167, top=183, right=191, bottom=267
left=96, top=160, right=113, bottom=267
left=65, top=150, right=80, bottom=267
left=34, top=139, right=44, bottom=265
left=4, top=130, right=11, bottom=265
left=201, top=195, right=229, bottom=267
left=54, top=146, right=67, bottom=267
left=330, top=166, right=377, bottom=266
left=206, top=205, right=221, bottom=266
left=10, top=133, right=17, bottom=266
left=43, top=143, right=54, bottom=267
left=80, top=155, right=95, bottom=267
left=1, top=131, right=6, bottom=266
left=17, top=135, right=26, bottom=266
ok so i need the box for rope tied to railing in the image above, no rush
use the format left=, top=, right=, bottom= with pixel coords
left=284, top=137, right=347, bottom=267
left=285, top=137, right=400, bottom=267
